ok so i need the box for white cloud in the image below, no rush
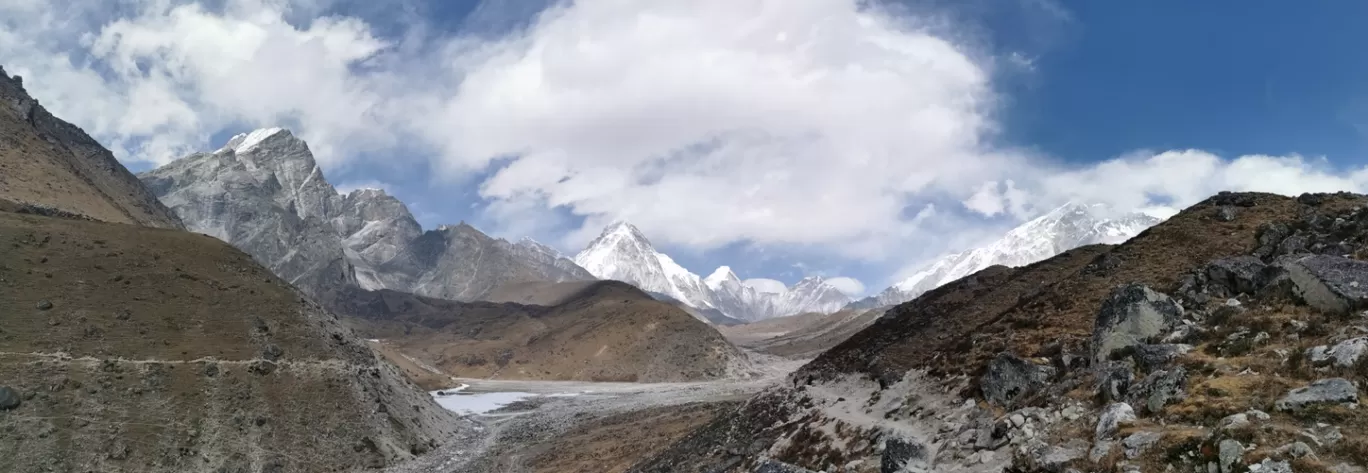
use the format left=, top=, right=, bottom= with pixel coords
left=825, top=277, right=866, bottom=296
left=8, top=0, right=1368, bottom=289
left=743, top=278, right=787, bottom=294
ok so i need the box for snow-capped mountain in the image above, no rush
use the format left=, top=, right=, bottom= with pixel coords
left=574, top=223, right=852, bottom=321
left=139, top=127, right=594, bottom=302
left=849, top=202, right=1161, bottom=309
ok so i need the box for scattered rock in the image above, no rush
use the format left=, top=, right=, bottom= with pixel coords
left=981, top=353, right=1057, bottom=407
left=1276, top=378, right=1359, bottom=411
left=1281, top=255, right=1368, bottom=315
left=1307, top=337, right=1368, bottom=367
left=1121, top=431, right=1162, bottom=459
left=1252, top=459, right=1293, bottom=473
left=1274, top=441, right=1315, bottom=459
left=1129, top=368, right=1187, bottom=415
left=1216, top=206, right=1239, bottom=222
left=1009, top=413, right=1026, bottom=428
left=262, top=344, right=284, bottom=362
left=881, top=437, right=929, bottom=473
left=35, top=299, right=52, bottom=310
left=1132, top=344, right=1193, bottom=371
left=1089, top=441, right=1113, bottom=463
left=1096, top=403, right=1136, bottom=440
left=1218, top=413, right=1250, bottom=432
left=1092, top=285, right=1185, bottom=364
left=0, top=386, right=21, bottom=410
left=1255, top=223, right=1292, bottom=258
left=1218, top=439, right=1243, bottom=473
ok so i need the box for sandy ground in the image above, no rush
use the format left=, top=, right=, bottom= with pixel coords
left=387, top=354, right=805, bottom=473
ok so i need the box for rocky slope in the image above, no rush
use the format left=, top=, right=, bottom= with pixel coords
left=0, top=66, right=182, bottom=229
left=575, top=222, right=852, bottom=321
left=332, top=280, right=750, bottom=384
left=718, top=308, right=886, bottom=359
left=0, top=68, right=471, bottom=472
left=850, top=202, right=1159, bottom=310
left=631, top=192, right=1368, bottom=473
left=138, top=129, right=593, bottom=302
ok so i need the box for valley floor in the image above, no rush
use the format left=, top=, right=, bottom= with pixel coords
left=387, top=354, right=806, bottom=473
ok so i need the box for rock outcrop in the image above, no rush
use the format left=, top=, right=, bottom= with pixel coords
left=139, top=130, right=594, bottom=303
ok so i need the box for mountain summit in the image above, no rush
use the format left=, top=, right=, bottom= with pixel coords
left=574, top=222, right=852, bottom=321
left=139, top=128, right=593, bottom=302
left=851, top=201, right=1161, bottom=309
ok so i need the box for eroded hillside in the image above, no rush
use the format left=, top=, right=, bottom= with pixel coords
left=633, top=192, right=1368, bottom=473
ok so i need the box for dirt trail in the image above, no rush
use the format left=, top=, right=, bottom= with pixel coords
left=388, top=354, right=805, bottom=473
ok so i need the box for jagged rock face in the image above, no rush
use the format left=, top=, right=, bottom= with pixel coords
left=139, top=129, right=593, bottom=302
left=575, top=223, right=852, bottom=321
left=0, top=65, right=183, bottom=229
left=851, top=202, right=1161, bottom=310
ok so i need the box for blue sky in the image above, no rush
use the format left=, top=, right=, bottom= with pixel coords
left=6, top=0, right=1368, bottom=296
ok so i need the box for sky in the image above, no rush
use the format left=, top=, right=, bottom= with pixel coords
left=4, top=0, right=1368, bottom=297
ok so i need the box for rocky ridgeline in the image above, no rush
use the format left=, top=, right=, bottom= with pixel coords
left=632, top=193, right=1368, bottom=473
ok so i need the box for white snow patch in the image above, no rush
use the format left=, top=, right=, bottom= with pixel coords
left=228, top=127, right=285, bottom=154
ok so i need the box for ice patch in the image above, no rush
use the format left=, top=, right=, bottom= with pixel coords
left=431, top=391, right=535, bottom=415
left=225, top=127, right=285, bottom=154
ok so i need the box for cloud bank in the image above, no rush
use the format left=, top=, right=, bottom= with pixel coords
left=5, top=0, right=1368, bottom=289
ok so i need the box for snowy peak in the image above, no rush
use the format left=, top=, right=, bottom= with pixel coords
left=704, top=266, right=741, bottom=289
left=220, top=127, right=289, bottom=155
left=853, top=201, right=1162, bottom=310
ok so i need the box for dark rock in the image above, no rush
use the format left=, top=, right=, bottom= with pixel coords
left=1215, top=206, right=1239, bottom=222
left=1129, top=368, right=1187, bottom=415
left=1280, top=255, right=1368, bottom=315
left=1132, top=344, right=1192, bottom=371
left=1255, top=223, right=1292, bottom=258
left=881, top=437, right=928, bottom=473
left=262, top=344, right=284, bottom=361
left=1276, top=378, right=1359, bottom=411
left=35, top=299, right=52, bottom=310
left=1095, top=361, right=1133, bottom=403
left=0, top=386, right=21, bottom=410
left=1206, top=256, right=1275, bottom=296
left=1278, top=232, right=1311, bottom=257
left=1298, top=193, right=1327, bottom=206
left=248, top=361, right=277, bottom=376
left=203, top=363, right=220, bottom=377
left=1091, top=285, right=1184, bottom=365
left=981, top=353, right=1056, bottom=408
left=1213, top=191, right=1258, bottom=207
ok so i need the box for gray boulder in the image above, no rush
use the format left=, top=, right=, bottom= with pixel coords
left=1307, top=337, right=1368, bottom=367
left=1096, top=403, right=1136, bottom=440
left=1092, top=285, right=1184, bottom=364
left=1276, top=378, right=1359, bottom=411
left=0, top=386, right=20, bottom=410
left=1280, top=255, right=1368, bottom=315
left=755, top=458, right=820, bottom=473
left=1129, top=368, right=1187, bottom=414
left=1255, top=459, right=1294, bottom=473
left=881, top=437, right=929, bottom=473
left=1121, top=431, right=1162, bottom=459
left=981, top=353, right=1056, bottom=407
left=1218, top=439, right=1243, bottom=473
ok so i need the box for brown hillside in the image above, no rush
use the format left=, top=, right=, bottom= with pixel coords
left=0, top=201, right=465, bottom=472
left=329, top=280, right=747, bottom=385
left=0, top=66, right=182, bottom=229
left=720, top=309, right=884, bottom=359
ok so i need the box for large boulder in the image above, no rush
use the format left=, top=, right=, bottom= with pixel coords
left=1276, top=378, right=1359, bottom=411
left=1095, top=403, right=1136, bottom=440
left=981, top=353, right=1057, bottom=408
left=1205, top=256, right=1282, bottom=296
left=1307, top=337, right=1368, bottom=368
left=1280, top=255, right=1368, bottom=315
left=1091, top=285, right=1185, bottom=365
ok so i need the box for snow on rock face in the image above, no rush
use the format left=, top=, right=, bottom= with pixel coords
left=221, top=127, right=286, bottom=155
left=850, top=202, right=1161, bottom=310
left=574, top=223, right=851, bottom=321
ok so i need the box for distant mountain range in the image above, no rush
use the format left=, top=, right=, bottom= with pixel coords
left=573, top=222, right=853, bottom=322
left=139, top=127, right=1162, bottom=322
left=848, top=202, right=1161, bottom=309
